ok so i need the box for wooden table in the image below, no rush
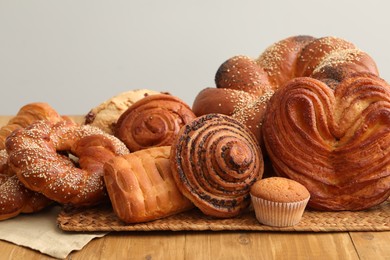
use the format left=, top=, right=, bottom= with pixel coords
left=0, top=115, right=389, bottom=260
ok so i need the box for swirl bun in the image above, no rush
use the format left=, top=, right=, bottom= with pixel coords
left=85, top=89, right=162, bottom=134
left=115, top=94, right=196, bottom=151
left=262, top=73, right=390, bottom=211
left=170, top=113, right=263, bottom=218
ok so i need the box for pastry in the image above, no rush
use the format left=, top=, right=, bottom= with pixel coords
left=0, top=102, right=65, bottom=150
left=0, top=150, right=52, bottom=220
left=0, top=102, right=69, bottom=220
left=262, top=73, right=390, bottom=211
left=170, top=113, right=263, bottom=218
left=6, top=120, right=129, bottom=206
left=192, top=36, right=379, bottom=147
left=104, top=146, right=193, bottom=223
left=84, top=89, right=162, bottom=134
left=115, top=94, right=196, bottom=151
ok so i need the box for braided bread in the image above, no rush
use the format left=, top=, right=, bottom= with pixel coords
left=0, top=150, right=52, bottom=220
left=6, top=120, right=129, bottom=207
left=192, top=36, right=379, bottom=147
left=0, top=103, right=69, bottom=220
left=262, top=73, right=390, bottom=211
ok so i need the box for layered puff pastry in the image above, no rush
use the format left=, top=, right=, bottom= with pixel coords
left=104, top=146, right=193, bottom=223
left=263, top=73, right=390, bottom=211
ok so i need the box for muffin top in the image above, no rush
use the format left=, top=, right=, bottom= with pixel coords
left=250, top=177, right=310, bottom=203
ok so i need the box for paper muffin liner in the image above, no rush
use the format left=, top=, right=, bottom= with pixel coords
left=250, top=195, right=310, bottom=227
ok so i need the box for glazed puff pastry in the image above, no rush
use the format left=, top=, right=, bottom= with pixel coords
left=103, top=146, right=193, bottom=223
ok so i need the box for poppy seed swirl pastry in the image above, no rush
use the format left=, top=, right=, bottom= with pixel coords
left=115, top=94, right=196, bottom=152
left=6, top=120, right=129, bottom=207
left=192, top=36, right=379, bottom=148
left=262, top=73, right=390, bottom=211
left=170, top=113, right=263, bottom=218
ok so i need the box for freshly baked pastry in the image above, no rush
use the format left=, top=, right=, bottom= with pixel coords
left=104, top=146, right=193, bottom=223
left=170, top=113, right=263, bottom=218
left=0, top=102, right=65, bottom=150
left=250, top=177, right=310, bottom=227
left=262, top=73, right=390, bottom=211
left=115, top=94, right=196, bottom=152
left=192, top=36, right=379, bottom=147
left=6, top=120, right=129, bottom=206
left=0, top=150, right=52, bottom=220
left=84, top=89, right=162, bottom=134
left=0, top=102, right=70, bottom=220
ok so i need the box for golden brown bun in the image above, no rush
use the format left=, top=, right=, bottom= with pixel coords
left=84, top=89, right=162, bottom=134
left=170, top=114, right=263, bottom=218
left=192, top=87, right=272, bottom=148
left=104, top=146, right=193, bottom=223
left=193, top=36, right=379, bottom=148
left=115, top=94, right=196, bottom=152
left=6, top=120, right=129, bottom=207
left=257, top=35, right=316, bottom=88
left=250, top=177, right=310, bottom=203
left=0, top=102, right=65, bottom=150
left=262, top=73, right=390, bottom=211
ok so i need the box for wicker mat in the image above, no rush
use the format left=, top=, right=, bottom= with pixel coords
left=57, top=198, right=389, bottom=232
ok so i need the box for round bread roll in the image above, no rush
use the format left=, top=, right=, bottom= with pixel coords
left=84, top=89, right=164, bottom=134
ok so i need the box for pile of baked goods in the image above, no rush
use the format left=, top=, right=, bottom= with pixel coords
left=1, top=35, right=389, bottom=227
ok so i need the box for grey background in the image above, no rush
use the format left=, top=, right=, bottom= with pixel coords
left=1, top=0, right=390, bottom=115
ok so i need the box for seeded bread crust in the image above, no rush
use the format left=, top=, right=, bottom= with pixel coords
left=192, top=36, right=379, bottom=149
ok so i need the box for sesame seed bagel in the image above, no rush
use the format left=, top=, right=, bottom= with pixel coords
left=192, top=35, right=379, bottom=149
left=5, top=120, right=129, bottom=207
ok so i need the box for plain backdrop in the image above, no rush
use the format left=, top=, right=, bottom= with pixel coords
left=1, top=0, right=390, bottom=115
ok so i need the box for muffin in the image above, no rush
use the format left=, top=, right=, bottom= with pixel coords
left=84, top=89, right=162, bottom=134
left=250, top=177, right=310, bottom=227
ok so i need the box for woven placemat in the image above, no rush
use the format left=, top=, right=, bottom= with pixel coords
left=57, top=198, right=389, bottom=232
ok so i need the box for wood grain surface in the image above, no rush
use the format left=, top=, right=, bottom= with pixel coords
left=0, top=115, right=389, bottom=260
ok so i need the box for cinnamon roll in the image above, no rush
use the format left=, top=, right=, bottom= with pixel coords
left=170, top=113, right=263, bottom=218
left=115, top=94, right=196, bottom=151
